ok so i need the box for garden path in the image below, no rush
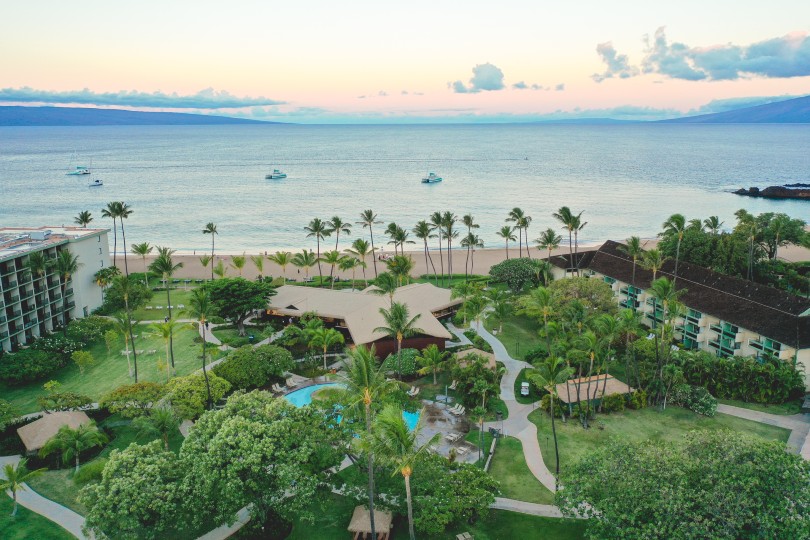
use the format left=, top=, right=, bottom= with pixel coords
left=446, top=322, right=473, bottom=346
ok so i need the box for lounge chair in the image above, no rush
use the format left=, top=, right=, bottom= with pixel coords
left=272, top=383, right=285, bottom=393
left=285, top=379, right=297, bottom=389
left=445, top=432, right=461, bottom=442
left=448, top=380, right=458, bottom=391
left=451, top=406, right=466, bottom=416
left=447, top=404, right=461, bottom=414
left=145, top=306, right=153, bottom=310
left=455, top=446, right=469, bottom=456
left=156, top=305, right=163, bottom=309
left=410, top=387, right=420, bottom=397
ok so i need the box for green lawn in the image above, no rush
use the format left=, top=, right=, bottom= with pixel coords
left=130, top=288, right=198, bottom=321
left=287, top=493, right=585, bottom=540
left=488, top=436, right=555, bottom=504
left=415, top=274, right=489, bottom=289
left=528, top=406, right=792, bottom=475
left=514, top=368, right=543, bottom=404
left=0, top=325, right=222, bottom=414
left=26, top=469, right=88, bottom=516
left=0, top=494, right=74, bottom=540
left=718, top=398, right=803, bottom=416
left=484, top=312, right=542, bottom=360
left=466, top=428, right=495, bottom=466
left=412, top=370, right=459, bottom=404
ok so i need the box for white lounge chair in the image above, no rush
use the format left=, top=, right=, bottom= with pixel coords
left=286, top=379, right=297, bottom=389
left=272, top=383, right=285, bottom=393
left=451, top=406, right=466, bottom=416
left=445, top=432, right=461, bottom=442
left=455, top=446, right=469, bottom=456
left=447, top=404, right=461, bottom=414
left=407, top=387, right=420, bottom=397
left=145, top=306, right=153, bottom=310
left=448, top=380, right=458, bottom=391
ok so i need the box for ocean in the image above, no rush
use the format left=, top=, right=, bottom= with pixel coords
left=1, top=124, right=808, bottom=253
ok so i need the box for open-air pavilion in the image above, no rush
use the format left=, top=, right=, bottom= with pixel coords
left=347, top=505, right=393, bottom=540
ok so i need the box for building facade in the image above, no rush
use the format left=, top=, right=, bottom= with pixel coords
left=1, top=226, right=110, bottom=352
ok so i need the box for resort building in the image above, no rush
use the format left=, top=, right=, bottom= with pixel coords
left=265, top=283, right=462, bottom=357
left=0, top=226, right=110, bottom=352
left=548, top=240, right=810, bottom=388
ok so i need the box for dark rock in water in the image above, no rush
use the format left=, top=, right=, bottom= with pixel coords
left=734, top=185, right=810, bottom=200
left=785, top=183, right=810, bottom=188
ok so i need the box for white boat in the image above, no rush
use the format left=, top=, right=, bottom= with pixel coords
left=66, top=165, right=91, bottom=176
left=88, top=178, right=103, bottom=187
left=265, top=169, right=287, bottom=179
left=421, top=172, right=442, bottom=184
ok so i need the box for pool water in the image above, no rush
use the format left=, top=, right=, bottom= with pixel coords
left=284, top=383, right=420, bottom=430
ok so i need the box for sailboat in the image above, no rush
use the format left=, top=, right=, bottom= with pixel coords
left=66, top=153, right=92, bottom=175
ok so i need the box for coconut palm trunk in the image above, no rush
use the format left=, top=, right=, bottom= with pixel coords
left=365, top=403, right=377, bottom=538
left=550, top=391, right=560, bottom=483
left=404, top=472, right=415, bottom=540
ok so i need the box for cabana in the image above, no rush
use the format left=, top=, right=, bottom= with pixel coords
left=347, top=505, right=392, bottom=540
left=554, top=374, right=633, bottom=404
left=17, top=411, right=92, bottom=454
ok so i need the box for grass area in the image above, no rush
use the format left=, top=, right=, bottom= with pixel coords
left=484, top=312, right=542, bottom=361
left=99, top=413, right=184, bottom=456
left=0, top=494, right=73, bottom=540
left=465, top=428, right=495, bottom=466
left=130, top=287, right=197, bottom=321
left=528, top=405, right=792, bottom=475
left=0, top=324, right=223, bottom=414
left=415, top=274, right=489, bottom=289
left=412, top=370, right=459, bottom=404
left=718, top=398, right=804, bottom=416
left=488, top=436, right=555, bottom=504
left=27, top=469, right=88, bottom=516
left=514, top=368, right=543, bottom=404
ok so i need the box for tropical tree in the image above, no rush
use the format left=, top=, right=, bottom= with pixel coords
left=150, top=318, right=183, bottom=381
left=507, top=207, right=527, bottom=256
left=536, top=227, right=562, bottom=262
left=212, top=260, right=227, bottom=279
left=249, top=255, right=265, bottom=280
left=345, top=238, right=374, bottom=287
left=461, top=233, right=484, bottom=277
left=358, top=209, right=383, bottom=278
left=117, top=202, right=134, bottom=276
left=74, top=210, right=93, bottom=228
left=1, top=459, right=46, bottom=516
left=416, top=343, right=451, bottom=384
left=94, top=266, right=121, bottom=303
left=52, top=250, right=81, bottom=333
left=621, top=236, right=644, bottom=288
left=268, top=251, right=293, bottom=281
left=149, top=247, right=183, bottom=368
left=517, top=286, right=554, bottom=354
left=291, top=250, right=316, bottom=280
left=496, top=225, right=517, bottom=260
left=339, top=256, right=363, bottom=289
left=101, top=201, right=121, bottom=266
left=552, top=206, right=586, bottom=275
left=198, top=254, right=211, bottom=280
left=305, top=218, right=330, bottom=286
left=229, top=254, right=246, bottom=277
left=131, top=242, right=153, bottom=285
left=371, top=271, right=398, bottom=305
left=25, top=251, right=50, bottom=306
left=430, top=211, right=445, bottom=285
left=308, top=326, right=345, bottom=371
left=371, top=404, right=440, bottom=540
left=40, top=423, right=108, bottom=473
left=641, top=248, right=668, bottom=280
left=337, top=345, right=398, bottom=539
left=187, top=287, right=215, bottom=409
left=704, top=215, right=724, bottom=235
left=413, top=220, right=437, bottom=283
left=451, top=281, right=482, bottom=326
left=202, top=222, right=218, bottom=281
left=386, top=254, right=415, bottom=286
left=375, top=302, right=422, bottom=378
left=112, top=310, right=138, bottom=380
left=527, top=355, right=572, bottom=486
left=486, top=289, right=512, bottom=334
left=461, top=214, right=479, bottom=277
left=320, top=249, right=346, bottom=288
left=204, top=278, right=275, bottom=336
left=661, top=213, right=687, bottom=282
left=133, top=406, right=181, bottom=451
left=327, top=215, right=352, bottom=252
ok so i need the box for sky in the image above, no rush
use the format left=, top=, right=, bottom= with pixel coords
left=1, top=0, right=809, bottom=123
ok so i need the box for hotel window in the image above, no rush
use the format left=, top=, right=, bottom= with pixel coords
left=98, top=247, right=102, bottom=254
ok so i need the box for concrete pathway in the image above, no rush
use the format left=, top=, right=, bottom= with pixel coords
left=490, top=497, right=564, bottom=518
left=0, top=455, right=89, bottom=540
left=446, top=322, right=473, bottom=346
left=196, top=507, right=251, bottom=540
left=716, top=404, right=810, bottom=455
left=200, top=323, right=222, bottom=346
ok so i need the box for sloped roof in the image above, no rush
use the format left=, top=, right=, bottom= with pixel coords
left=17, top=411, right=91, bottom=452
left=555, top=375, right=633, bottom=404
left=347, top=505, right=392, bottom=534
left=268, top=283, right=460, bottom=345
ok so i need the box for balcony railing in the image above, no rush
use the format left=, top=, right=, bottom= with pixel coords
left=749, top=339, right=780, bottom=354
left=23, top=319, right=38, bottom=329
left=8, top=310, right=22, bottom=319
left=0, top=331, right=8, bottom=339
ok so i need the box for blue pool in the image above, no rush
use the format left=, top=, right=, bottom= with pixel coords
left=284, top=383, right=421, bottom=431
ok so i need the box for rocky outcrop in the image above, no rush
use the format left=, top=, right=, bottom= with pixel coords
left=734, top=185, right=810, bottom=200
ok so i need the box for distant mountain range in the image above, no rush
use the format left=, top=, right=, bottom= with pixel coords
left=660, top=95, right=810, bottom=124
left=0, top=106, right=277, bottom=126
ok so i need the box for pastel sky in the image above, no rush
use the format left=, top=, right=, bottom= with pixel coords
left=2, top=0, right=809, bottom=123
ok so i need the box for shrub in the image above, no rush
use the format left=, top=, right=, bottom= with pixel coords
left=540, top=394, right=565, bottom=418
left=30, top=334, right=82, bottom=361
left=489, top=258, right=536, bottom=292
left=66, top=316, right=115, bottom=346
left=166, top=373, right=230, bottom=419
left=601, top=393, right=626, bottom=413
left=0, top=349, right=65, bottom=384
left=74, top=458, right=108, bottom=485
left=100, top=382, right=167, bottom=418
left=37, top=392, right=93, bottom=412
left=462, top=330, right=493, bottom=353
left=524, top=346, right=548, bottom=364
left=381, top=348, right=419, bottom=376
left=627, top=390, right=648, bottom=410
left=670, top=384, right=717, bottom=417
left=208, top=315, right=226, bottom=324
left=213, top=345, right=294, bottom=390
left=452, top=311, right=466, bottom=327
left=0, top=399, right=17, bottom=431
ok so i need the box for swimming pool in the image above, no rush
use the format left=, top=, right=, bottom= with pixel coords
left=284, top=383, right=420, bottom=431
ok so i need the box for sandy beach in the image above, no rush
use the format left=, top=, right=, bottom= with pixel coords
left=113, top=238, right=810, bottom=282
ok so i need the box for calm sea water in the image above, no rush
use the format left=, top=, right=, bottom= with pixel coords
left=1, top=124, right=808, bottom=253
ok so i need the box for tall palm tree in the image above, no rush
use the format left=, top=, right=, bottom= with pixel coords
left=358, top=210, right=383, bottom=278
left=305, top=218, right=330, bottom=286
left=1, top=459, right=46, bottom=516
left=308, top=326, right=345, bottom=370
left=371, top=272, right=398, bottom=305
left=73, top=210, right=93, bottom=228
left=188, top=288, right=214, bottom=409
left=745, top=222, right=758, bottom=281
left=451, top=281, right=481, bottom=326
left=416, top=344, right=450, bottom=384
left=320, top=250, right=346, bottom=288
left=506, top=208, right=526, bottom=256
left=430, top=212, right=445, bottom=285
left=117, top=202, right=134, bottom=276
left=337, top=345, right=398, bottom=539
left=486, top=289, right=512, bottom=334
left=339, top=256, right=363, bottom=289
left=150, top=317, right=183, bottom=381
left=250, top=255, right=265, bottom=280
left=212, top=260, right=227, bottom=279
left=641, top=249, right=668, bottom=281
left=661, top=213, right=686, bottom=282
left=112, top=309, right=138, bottom=380
left=461, top=233, right=484, bottom=277
left=385, top=222, right=400, bottom=255
left=552, top=207, right=586, bottom=276
left=412, top=221, right=437, bottom=283
left=621, top=236, right=645, bottom=289
left=385, top=255, right=415, bottom=286
left=618, top=308, right=643, bottom=391
left=133, top=406, right=181, bottom=451
left=202, top=222, right=218, bottom=281
left=769, top=214, right=792, bottom=260
left=442, top=212, right=458, bottom=277
left=461, top=214, right=479, bottom=278
left=527, top=356, right=572, bottom=486
left=131, top=242, right=153, bottom=285
left=93, top=266, right=120, bottom=304
left=25, top=251, right=49, bottom=306
left=536, top=228, right=562, bottom=263
left=52, top=250, right=81, bottom=334
left=371, top=404, right=440, bottom=540
left=496, top=225, right=517, bottom=259
left=375, top=302, right=422, bottom=379
left=101, top=201, right=121, bottom=267
left=345, top=239, right=374, bottom=287
left=327, top=216, right=352, bottom=252
left=291, top=250, right=316, bottom=280
left=40, top=423, right=107, bottom=473
left=519, top=214, right=533, bottom=259
left=230, top=254, right=246, bottom=277
left=149, top=247, right=183, bottom=369
left=704, top=215, right=724, bottom=235
left=648, top=277, right=686, bottom=402
left=199, top=254, right=212, bottom=279
left=573, top=330, right=601, bottom=426
left=268, top=251, right=293, bottom=282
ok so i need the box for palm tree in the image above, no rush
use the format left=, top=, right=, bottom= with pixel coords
left=268, top=251, right=293, bottom=282
left=704, top=215, right=724, bottom=235
left=519, top=214, right=533, bottom=259
left=430, top=212, right=445, bottom=285
left=305, top=218, right=330, bottom=286
left=358, top=210, right=383, bottom=278
left=573, top=330, right=601, bottom=426
left=386, top=255, right=415, bottom=286
left=745, top=221, right=759, bottom=281
left=327, top=216, right=352, bottom=252
left=648, top=277, right=686, bottom=401
left=202, top=222, right=218, bottom=281
left=188, top=287, right=214, bottom=409
left=385, top=222, right=400, bottom=255
left=25, top=251, right=49, bottom=306
left=371, top=272, right=398, bottom=305
left=93, top=266, right=120, bottom=304
left=338, top=345, right=398, bottom=539
left=291, top=250, right=316, bottom=280
left=150, top=317, right=183, bottom=381
left=496, top=225, right=517, bottom=259
left=416, top=344, right=450, bottom=384
left=412, top=221, right=437, bottom=283
left=212, top=260, right=227, bottom=279
left=73, top=210, right=93, bottom=228
left=199, top=254, right=212, bottom=279
left=506, top=208, right=526, bottom=256
left=527, top=356, right=572, bottom=486
left=309, top=327, right=345, bottom=371
left=618, top=308, right=643, bottom=391
left=552, top=207, right=586, bottom=276
left=230, top=254, right=246, bottom=277
left=149, top=247, right=183, bottom=368
left=131, top=242, right=153, bottom=285
left=40, top=423, right=107, bottom=473
left=1, top=459, right=46, bottom=516
left=641, top=249, right=668, bottom=280
left=345, top=239, right=374, bottom=287
left=112, top=309, right=137, bottom=380
left=451, top=281, right=480, bottom=326
left=486, top=289, right=512, bottom=334
left=442, top=212, right=458, bottom=277
left=320, top=250, right=346, bottom=288
left=52, top=250, right=81, bottom=334
left=661, top=213, right=686, bottom=282
left=250, top=255, right=265, bottom=280
left=339, top=256, right=363, bottom=289
left=536, top=228, right=562, bottom=263
left=371, top=404, right=440, bottom=540
left=517, top=286, right=555, bottom=354
left=133, top=406, right=181, bottom=451
left=621, top=236, right=645, bottom=289
left=102, top=201, right=120, bottom=267
left=461, top=233, right=484, bottom=278
left=117, top=202, right=134, bottom=276
left=461, top=214, right=479, bottom=277
left=375, top=302, right=422, bottom=379
left=769, top=214, right=792, bottom=260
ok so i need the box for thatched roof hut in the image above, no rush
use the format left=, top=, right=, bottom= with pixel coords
left=17, top=411, right=91, bottom=453
left=347, top=505, right=392, bottom=539
left=555, top=375, right=633, bottom=404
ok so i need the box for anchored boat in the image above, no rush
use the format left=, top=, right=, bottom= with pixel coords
left=266, top=169, right=287, bottom=179
left=421, top=172, right=442, bottom=184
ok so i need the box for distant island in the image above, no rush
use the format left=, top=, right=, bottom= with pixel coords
left=0, top=106, right=281, bottom=126
left=661, top=95, right=810, bottom=124
left=734, top=184, right=810, bottom=200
